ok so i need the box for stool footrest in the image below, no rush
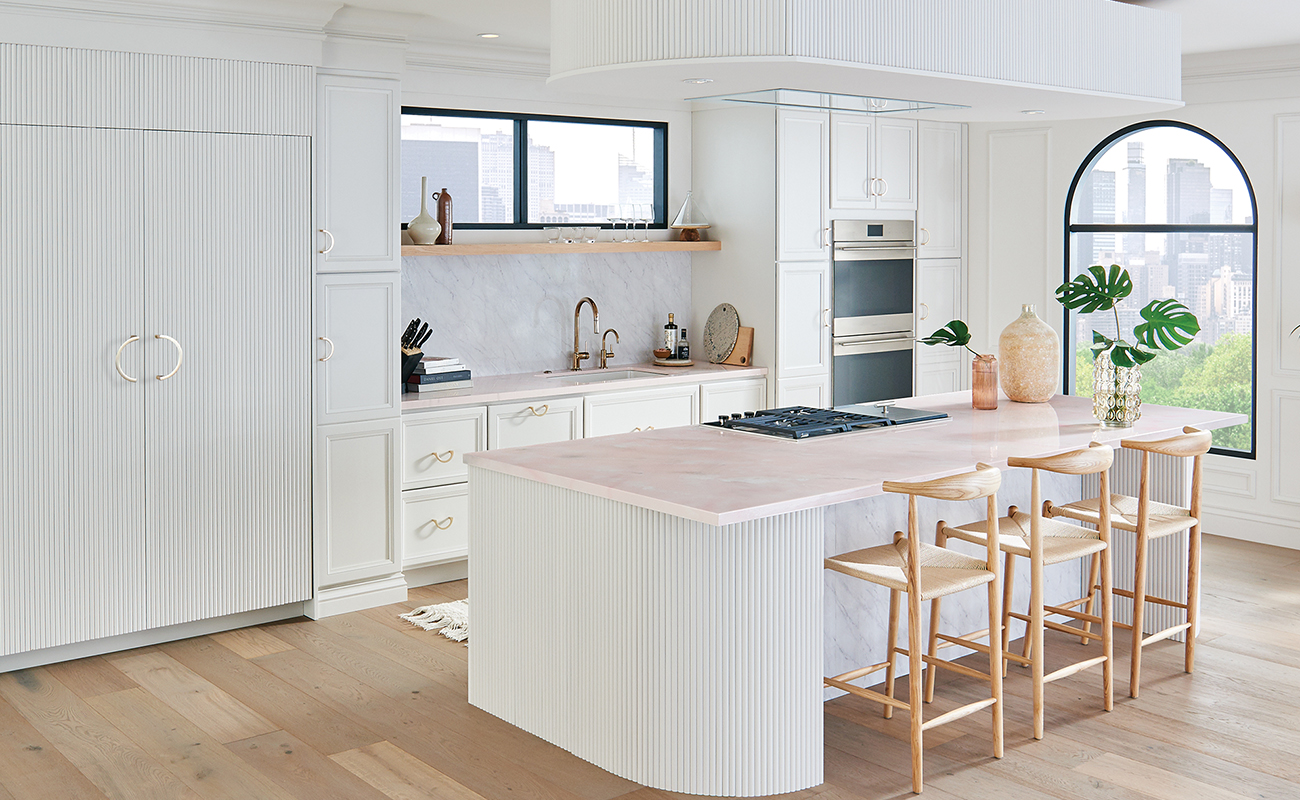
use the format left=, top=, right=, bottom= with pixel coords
left=939, top=630, right=1031, bottom=664
left=1042, top=603, right=1103, bottom=625
left=1141, top=622, right=1192, bottom=647
left=1110, top=586, right=1189, bottom=610
left=1043, top=655, right=1109, bottom=684
left=824, top=677, right=911, bottom=710
left=895, top=648, right=992, bottom=683
left=921, top=697, right=998, bottom=732
left=831, top=661, right=892, bottom=684
left=1007, top=612, right=1102, bottom=642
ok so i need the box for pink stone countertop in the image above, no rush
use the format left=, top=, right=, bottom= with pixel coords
left=463, top=392, right=1247, bottom=526
left=401, top=362, right=767, bottom=412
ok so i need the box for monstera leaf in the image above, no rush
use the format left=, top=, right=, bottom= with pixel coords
left=1133, top=298, right=1200, bottom=351
left=1107, top=341, right=1158, bottom=368
left=1055, top=264, right=1133, bottom=313
left=920, top=320, right=972, bottom=348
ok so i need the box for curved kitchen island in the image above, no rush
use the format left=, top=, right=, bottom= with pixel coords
left=463, top=392, right=1244, bottom=796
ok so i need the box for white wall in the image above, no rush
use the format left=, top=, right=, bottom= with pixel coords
left=967, top=52, right=1300, bottom=549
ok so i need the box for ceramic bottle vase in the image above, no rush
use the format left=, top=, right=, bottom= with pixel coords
left=998, top=304, right=1061, bottom=403
left=407, top=176, right=442, bottom=245
left=435, top=187, right=452, bottom=245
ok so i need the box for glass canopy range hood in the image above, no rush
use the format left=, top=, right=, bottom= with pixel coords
left=688, top=88, right=968, bottom=116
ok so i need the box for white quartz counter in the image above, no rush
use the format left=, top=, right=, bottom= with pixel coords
left=464, top=392, right=1247, bottom=526
left=400, top=361, right=766, bottom=412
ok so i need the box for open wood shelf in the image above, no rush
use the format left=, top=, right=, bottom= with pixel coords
left=402, top=241, right=721, bottom=256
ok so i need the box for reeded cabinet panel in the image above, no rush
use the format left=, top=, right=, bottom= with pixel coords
left=0, top=125, right=146, bottom=656
left=143, top=131, right=312, bottom=628
left=317, top=273, right=401, bottom=424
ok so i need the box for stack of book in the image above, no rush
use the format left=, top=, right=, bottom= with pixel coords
left=405, top=356, right=472, bottom=393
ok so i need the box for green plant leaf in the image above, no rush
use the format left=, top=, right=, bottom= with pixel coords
left=1055, top=264, right=1133, bottom=313
left=1133, top=298, right=1201, bottom=351
left=920, top=320, right=972, bottom=348
left=1090, top=330, right=1114, bottom=353
left=1107, top=341, right=1157, bottom=368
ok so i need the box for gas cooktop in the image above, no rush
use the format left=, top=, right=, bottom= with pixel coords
left=704, top=404, right=948, bottom=440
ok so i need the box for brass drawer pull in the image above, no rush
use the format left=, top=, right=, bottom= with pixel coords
left=433, top=450, right=454, bottom=463
left=432, top=516, right=453, bottom=530
left=527, top=404, right=549, bottom=417
left=632, top=426, right=656, bottom=432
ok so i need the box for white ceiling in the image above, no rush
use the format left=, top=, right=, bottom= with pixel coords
left=383, top=0, right=1300, bottom=58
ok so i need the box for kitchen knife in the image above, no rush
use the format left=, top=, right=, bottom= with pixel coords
left=415, top=325, right=433, bottom=348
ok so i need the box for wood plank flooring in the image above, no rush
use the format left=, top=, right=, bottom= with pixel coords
left=1, top=533, right=1297, bottom=799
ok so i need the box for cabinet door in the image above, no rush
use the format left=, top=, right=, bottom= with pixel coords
left=584, top=385, right=698, bottom=438
left=830, top=113, right=875, bottom=209
left=403, top=484, right=469, bottom=569
left=316, top=418, right=402, bottom=588
left=918, top=121, right=964, bottom=259
left=316, top=72, right=400, bottom=273
left=403, top=406, right=487, bottom=490
left=143, top=131, right=312, bottom=628
left=875, top=119, right=918, bottom=210
left=917, top=258, right=963, bottom=344
left=916, top=350, right=964, bottom=396
left=777, top=108, right=829, bottom=261
left=776, top=375, right=831, bottom=409
left=777, top=261, right=831, bottom=378
left=0, top=125, right=147, bottom=656
left=488, top=397, right=584, bottom=449
left=317, top=273, right=401, bottom=424
left=700, top=378, right=768, bottom=421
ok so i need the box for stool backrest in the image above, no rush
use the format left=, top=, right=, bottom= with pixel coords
left=1008, top=442, right=1114, bottom=476
left=1120, top=426, right=1212, bottom=458
left=882, top=463, right=1001, bottom=501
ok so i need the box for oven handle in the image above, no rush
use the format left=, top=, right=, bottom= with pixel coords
left=833, top=337, right=915, bottom=356
left=832, top=246, right=917, bottom=261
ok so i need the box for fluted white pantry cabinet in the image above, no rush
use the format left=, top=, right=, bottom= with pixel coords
left=0, top=44, right=313, bottom=667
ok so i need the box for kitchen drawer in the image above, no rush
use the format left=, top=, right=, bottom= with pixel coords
left=584, top=384, right=698, bottom=438
left=700, top=378, right=768, bottom=422
left=402, top=484, right=469, bottom=568
left=403, top=406, right=486, bottom=490
left=488, top=397, right=583, bottom=450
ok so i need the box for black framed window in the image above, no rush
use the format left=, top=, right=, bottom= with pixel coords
left=1064, top=121, right=1257, bottom=457
left=400, top=107, right=668, bottom=229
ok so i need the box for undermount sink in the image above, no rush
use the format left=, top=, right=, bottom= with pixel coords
left=549, top=369, right=667, bottom=384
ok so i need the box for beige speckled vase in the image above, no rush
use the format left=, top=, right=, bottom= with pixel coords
left=998, top=304, right=1060, bottom=403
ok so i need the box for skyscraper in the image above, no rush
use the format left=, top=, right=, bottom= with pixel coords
left=1167, top=157, right=1213, bottom=299
left=1124, top=141, right=1146, bottom=259
left=1091, top=170, right=1116, bottom=263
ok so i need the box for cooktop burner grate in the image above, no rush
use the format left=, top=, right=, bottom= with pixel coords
left=705, top=405, right=948, bottom=440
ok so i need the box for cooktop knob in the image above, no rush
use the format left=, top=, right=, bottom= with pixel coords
left=718, top=415, right=730, bottom=423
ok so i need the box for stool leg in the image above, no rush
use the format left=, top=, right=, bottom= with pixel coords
left=925, top=522, right=947, bottom=703
left=1081, top=552, right=1101, bottom=645
left=1001, top=552, right=1016, bottom=677
left=1130, top=529, right=1149, bottom=699
left=884, top=588, right=900, bottom=720
left=1030, top=544, right=1045, bottom=739
left=988, top=550, right=1004, bottom=759
left=1101, top=536, right=1114, bottom=711
left=1186, top=524, right=1201, bottom=674
left=907, top=587, right=925, bottom=793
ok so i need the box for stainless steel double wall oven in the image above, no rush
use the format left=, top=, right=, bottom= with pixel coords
left=830, top=219, right=917, bottom=406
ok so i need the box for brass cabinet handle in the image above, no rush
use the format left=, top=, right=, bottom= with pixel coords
left=527, top=404, right=549, bottom=417
left=155, top=334, right=182, bottom=381
left=878, top=177, right=889, bottom=197
left=114, top=335, right=140, bottom=383
left=433, top=450, right=454, bottom=462
left=919, top=227, right=931, bottom=246
left=919, top=302, right=930, bottom=321
left=318, top=336, right=335, bottom=362
left=632, top=426, right=656, bottom=432
left=432, top=516, right=453, bottom=530
left=318, top=228, right=335, bottom=254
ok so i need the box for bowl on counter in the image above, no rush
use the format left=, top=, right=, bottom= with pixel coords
left=653, top=348, right=672, bottom=359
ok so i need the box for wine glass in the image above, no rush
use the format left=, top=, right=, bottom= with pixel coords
left=639, top=204, right=652, bottom=242
left=621, top=204, right=638, bottom=242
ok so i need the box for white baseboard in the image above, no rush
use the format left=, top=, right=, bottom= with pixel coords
left=404, top=559, right=468, bottom=588
left=1201, top=508, right=1300, bottom=550
left=306, top=573, right=409, bottom=619
left=0, top=602, right=306, bottom=673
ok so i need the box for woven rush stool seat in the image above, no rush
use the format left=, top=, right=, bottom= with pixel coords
left=1052, top=493, right=1196, bottom=538
left=825, top=540, right=995, bottom=600
left=944, top=509, right=1108, bottom=565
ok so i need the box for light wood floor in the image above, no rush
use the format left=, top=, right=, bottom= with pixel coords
left=1, top=533, right=1297, bottom=800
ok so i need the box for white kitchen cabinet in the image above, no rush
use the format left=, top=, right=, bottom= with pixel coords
left=700, top=378, right=768, bottom=421
left=777, top=261, right=831, bottom=378
left=830, top=113, right=917, bottom=211
left=916, top=351, right=965, bottom=396
left=917, top=258, right=964, bottom=340
left=776, top=375, right=831, bottom=408
left=315, top=71, right=400, bottom=273
left=777, top=108, right=829, bottom=262
left=403, top=405, right=487, bottom=490
left=403, top=484, right=470, bottom=569
left=314, top=418, right=402, bottom=591
left=584, top=384, right=698, bottom=438
left=489, top=397, right=584, bottom=450
left=316, top=273, right=401, bottom=425
left=918, top=121, right=965, bottom=259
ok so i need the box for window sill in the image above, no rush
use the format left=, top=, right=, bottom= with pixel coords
left=402, top=241, right=721, bottom=256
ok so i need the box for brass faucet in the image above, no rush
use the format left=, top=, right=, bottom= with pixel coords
left=571, top=297, right=600, bottom=370
left=598, top=328, right=619, bottom=369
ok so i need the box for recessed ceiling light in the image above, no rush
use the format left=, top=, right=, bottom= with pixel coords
left=682, top=77, right=713, bottom=84
left=1021, top=109, right=1046, bottom=115
left=477, top=33, right=500, bottom=39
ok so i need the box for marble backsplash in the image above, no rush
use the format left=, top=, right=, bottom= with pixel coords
left=402, top=252, right=692, bottom=376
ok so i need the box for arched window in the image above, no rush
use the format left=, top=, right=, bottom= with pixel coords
left=1065, top=121, right=1256, bottom=457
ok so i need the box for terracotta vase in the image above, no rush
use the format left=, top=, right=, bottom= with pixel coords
left=407, top=177, right=442, bottom=245
left=998, top=304, right=1060, bottom=403
left=972, top=354, right=999, bottom=410
left=435, top=187, right=452, bottom=245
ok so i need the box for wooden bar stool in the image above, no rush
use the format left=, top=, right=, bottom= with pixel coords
left=824, top=464, right=1004, bottom=794
left=1045, top=426, right=1210, bottom=698
left=938, top=444, right=1114, bottom=740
